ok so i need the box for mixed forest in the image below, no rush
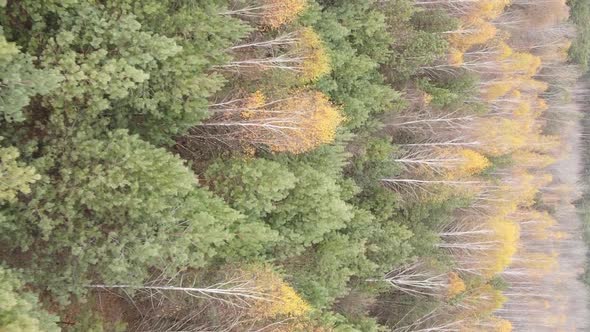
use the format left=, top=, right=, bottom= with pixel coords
left=1, top=0, right=589, bottom=331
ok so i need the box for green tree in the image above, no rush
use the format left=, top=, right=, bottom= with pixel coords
left=0, top=266, right=60, bottom=332
left=0, top=145, right=40, bottom=203
left=0, top=29, right=61, bottom=123
left=268, top=162, right=354, bottom=256
left=385, top=30, right=448, bottom=82
left=410, top=9, right=459, bottom=33
left=206, top=158, right=297, bottom=219
left=0, top=130, right=242, bottom=303
left=302, top=1, right=402, bottom=129
left=1, top=0, right=248, bottom=144
left=416, top=72, right=479, bottom=109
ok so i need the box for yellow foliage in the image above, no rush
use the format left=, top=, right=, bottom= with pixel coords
left=273, top=91, right=344, bottom=153
left=465, top=284, right=507, bottom=314
left=496, top=319, right=513, bottom=332
left=260, top=0, right=308, bottom=29
left=498, top=41, right=513, bottom=60
left=243, top=265, right=311, bottom=319
left=447, top=272, right=466, bottom=298
left=238, top=90, right=344, bottom=154
left=484, top=81, right=513, bottom=101
left=509, top=89, right=521, bottom=99
left=516, top=210, right=556, bottom=227
left=518, top=252, right=558, bottom=272
left=242, top=145, right=257, bottom=158
left=471, top=0, right=511, bottom=20
left=423, top=93, right=433, bottom=105
left=242, top=90, right=267, bottom=119
left=486, top=218, right=519, bottom=274
left=513, top=101, right=531, bottom=117
left=475, top=118, right=529, bottom=156
left=512, top=150, right=556, bottom=169
left=451, top=149, right=490, bottom=178
left=450, top=18, right=497, bottom=50
left=535, top=98, right=549, bottom=113
left=298, top=28, right=331, bottom=82
left=461, top=317, right=512, bottom=332
left=521, top=79, right=549, bottom=93
left=550, top=231, right=569, bottom=240
left=283, top=91, right=343, bottom=153
left=503, top=52, right=542, bottom=76
left=448, top=49, right=464, bottom=66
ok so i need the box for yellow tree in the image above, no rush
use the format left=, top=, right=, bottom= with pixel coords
left=90, top=265, right=311, bottom=331
left=449, top=18, right=497, bottom=51
left=461, top=316, right=513, bottom=332
left=474, top=117, right=531, bottom=156
left=394, top=147, right=489, bottom=179
left=447, top=272, right=466, bottom=298
left=243, top=265, right=311, bottom=319
left=222, top=28, right=330, bottom=82
left=511, top=150, right=556, bottom=170
left=444, top=148, right=491, bottom=179
left=468, top=0, right=511, bottom=20
left=502, top=52, right=542, bottom=76
left=197, top=90, right=344, bottom=154
left=222, top=0, right=308, bottom=29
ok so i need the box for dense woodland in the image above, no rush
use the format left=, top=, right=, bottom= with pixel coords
left=1, top=0, right=590, bottom=331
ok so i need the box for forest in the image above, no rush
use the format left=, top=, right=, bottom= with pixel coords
left=0, top=0, right=589, bottom=331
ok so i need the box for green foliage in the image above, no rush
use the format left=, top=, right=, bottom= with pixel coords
left=416, top=72, right=478, bottom=108
left=268, top=162, right=353, bottom=256
left=380, top=0, right=415, bottom=33
left=480, top=154, right=514, bottom=178
left=316, top=1, right=393, bottom=63
left=302, top=1, right=402, bottom=129
left=568, top=0, right=590, bottom=70
left=0, top=0, right=522, bottom=328
left=204, top=158, right=292, bottom=259
left=287, top=232, right=374, bottom=308
left=0, top=130, right=241, bottom=303
left=205, top=158, right=297, bottom=219
left=348, top=138, right=402, bottom=189
left=385, top=31, right=449, bottom=82
left=0, top=30, right=61, bottom=123
left=365, top=221, right=414, bottom=273
left=64, top=308, right=126, bottom=332
left=0, top=266, right=60, bottom=332
left=0, top=144, right=40, bottom=203
left=1, top=0, right=248, bottom=144
left=410, top=9, right=459, bottom=33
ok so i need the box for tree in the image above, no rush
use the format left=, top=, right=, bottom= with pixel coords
left=2, top=0, right=248, bottom=144
left=194, top=90, right=344, bottom=154
left=222, top=28, right=331, bottom=82
left=0, top=31, right=61, bottom=123
left=91, top=265, right=311, bottom=331
left=303, top=1, right=402, bottom=128
left=204, top=158, right=297, bottom=258
left=222, top=0, right=308, bottom=29
left=448, top=17, right=498, bottom=51
left=267, top=162, right=354, bottom=257
left=205, top=158, right=297, bottom=219
left=0, top=130, right=243, bottom=303
left=371, top=262, right=456, bottom=298
left=0, top=145, right=40, bottom=203
left=0, top=266, right=60, bottom=332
